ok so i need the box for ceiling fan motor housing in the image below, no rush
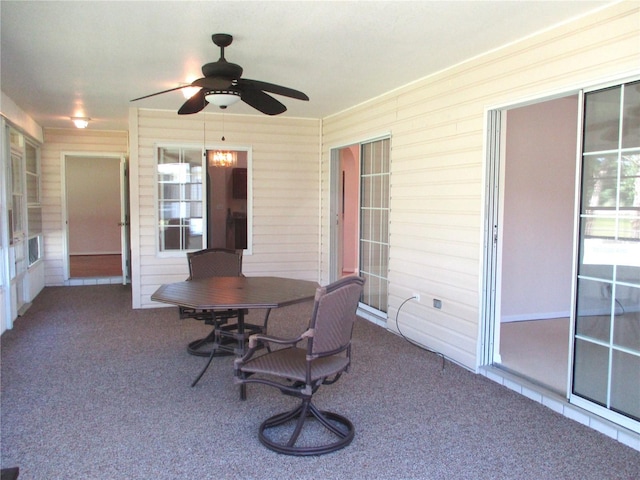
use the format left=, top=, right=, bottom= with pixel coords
left=201, top=61, right=243, bottom=79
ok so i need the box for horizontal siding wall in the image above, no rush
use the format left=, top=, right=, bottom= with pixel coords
left=130, top=108, right=321, bottom=308
left=41, top=128, right=128, bottom=285
left=321, top=2, right=640, bottom=370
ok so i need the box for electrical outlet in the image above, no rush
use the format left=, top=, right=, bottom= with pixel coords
left=433, top=298, right=442, bottom=309
left=413, top=293, right=420, bottom=302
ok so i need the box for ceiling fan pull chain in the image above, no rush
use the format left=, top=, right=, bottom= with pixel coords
left=202, top=106, right=207, bottom=159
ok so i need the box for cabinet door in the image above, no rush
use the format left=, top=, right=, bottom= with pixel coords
left=232, top=168, right=247, bottom=199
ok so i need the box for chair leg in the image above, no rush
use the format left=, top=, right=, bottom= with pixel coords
left=258, top=399, right=354, bottom=456
left=190, top=348, right=217, bottom=387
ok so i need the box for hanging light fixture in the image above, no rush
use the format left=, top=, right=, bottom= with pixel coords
left=205, top=90, right=242, bottom=109
left=207, top=150, right=237, bottom=168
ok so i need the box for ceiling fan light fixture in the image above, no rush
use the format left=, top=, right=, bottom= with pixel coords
left=70, top=117, right=90, bottom=129
left=205, top=90, right=242, bottom=108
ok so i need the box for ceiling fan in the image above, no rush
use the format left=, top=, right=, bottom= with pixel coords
left=131, top=33, right=309, bottom=116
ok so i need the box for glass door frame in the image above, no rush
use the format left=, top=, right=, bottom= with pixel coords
left=570, top=79, right=640, bottom=432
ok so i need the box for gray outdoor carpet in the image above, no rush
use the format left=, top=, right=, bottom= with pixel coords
left=1, top=285, right=639, bottom=479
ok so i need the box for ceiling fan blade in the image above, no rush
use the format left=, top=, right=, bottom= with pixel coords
left=239, top=88, right=287, bottom=115
left=178, top=89, right=208, bottom=115
left=238, top=79, right=309, bottom=101
left=130, top=85, right=187, bottom=102
left=192, top=76, right=233, bottom=90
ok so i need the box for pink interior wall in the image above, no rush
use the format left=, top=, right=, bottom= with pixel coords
left=501, top=96, right=578, bottom=321
left=340, top=145, right=359, bottom=274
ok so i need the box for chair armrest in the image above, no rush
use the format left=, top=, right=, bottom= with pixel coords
left=235, top=329, right=314, bottom=372
left=247, top=332, right=305, bottom=350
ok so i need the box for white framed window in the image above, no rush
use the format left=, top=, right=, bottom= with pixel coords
left=156, top=146, right=204, bottom=252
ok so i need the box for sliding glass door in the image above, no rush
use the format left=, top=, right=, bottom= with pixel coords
left=359, top=138, right=390, bottom=313
left=573, top=80, right=640, bottom=424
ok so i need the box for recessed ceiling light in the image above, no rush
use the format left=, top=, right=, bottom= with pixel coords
left=70, top=117, right=90, bottom=129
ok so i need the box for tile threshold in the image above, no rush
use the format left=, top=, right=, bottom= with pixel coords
left=480, top=365, right=640, bottom=452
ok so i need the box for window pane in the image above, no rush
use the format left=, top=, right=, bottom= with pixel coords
left=381, top=138, right=390, bottom=173
left=618, top=261, right=640, bottom=286
left=619, top=153, right=640, bottom=209
left=369, top=241, right=381, bottom=276
left=157, top=147, right=203, bottom=251
left=583, top=86, right=621, bottom=153
left=581, top=154, right=619, bottom=210
left=622, top=81, right=640, bottom=149
left=28, top=236, right=40, bottom=265
left=25, top=143, right=37, bottom=173
left=576, top=278, right=611, bottom=342
left=11, top=153, right=22, bottom=194
left=612, top=285, right=640, bottom=350
left=363, top=272, right=381, bottom=310
left=185, top=149, right=202, bottom=175
left=579, top=219, right=614, bottom=279
left=360, top=240, right=370, bottom=269
left=28, top=207, right=42, bottom=236
left=362, top=143, right=372, bottom=174
left=611, top=350, right=640, bottom=421
left=12, top=195, right=23, bottom=234
left=372, top=175, right=381, bottom=208
left=372, top=141, right=382, bottom=174
left=361, top=176, right=371, bottom=207
left=380, top=209, right=388, bottom=242
left=573, top=339, right=609, bottom=407
left=26, top=173, right=38, bottom=203
left=361, top=210, right=371, bottom=241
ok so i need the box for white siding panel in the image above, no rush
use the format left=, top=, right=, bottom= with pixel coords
left=321, top=2, right=640, bottom=370
left=131, top=108, right=320, bottom=308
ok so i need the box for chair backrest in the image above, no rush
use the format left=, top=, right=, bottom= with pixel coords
left=187, top=248, right=243, bottom=280
left=307, top=276, right=365, bottom=358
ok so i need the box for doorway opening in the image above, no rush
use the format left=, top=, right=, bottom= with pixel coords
left=205, top=149, right=250, bottom=253
left=330, top=137, right=390, bottom=324
left=495, top=95, right=579, bottom=396
left=483, top=78, right=640, bottom=432
left=63, top=154, right=129, bottom=282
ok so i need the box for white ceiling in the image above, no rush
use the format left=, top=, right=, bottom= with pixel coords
left=1, top=1, right=610, bottom=131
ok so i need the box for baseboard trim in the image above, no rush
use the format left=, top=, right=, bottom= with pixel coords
left=502, top=311, right=570, bottom=322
